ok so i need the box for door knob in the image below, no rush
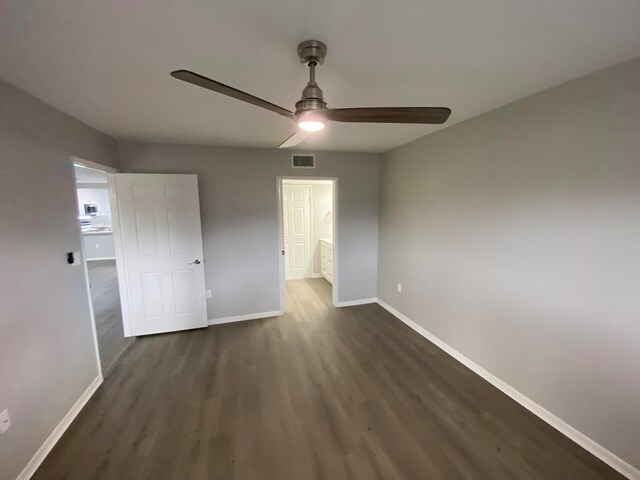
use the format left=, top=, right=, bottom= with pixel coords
left=189, top=259, right=201, bottom=265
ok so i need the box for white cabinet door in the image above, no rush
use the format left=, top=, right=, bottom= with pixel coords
left=115, top=174, right=207, bottom=336
left=83, top=233, right=115, bottom=260
left=283, top=185, right=311, bottom=280
left=320, top=240, right=333, bottom=284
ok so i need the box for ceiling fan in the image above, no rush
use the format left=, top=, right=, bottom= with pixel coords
left=171, top=40, right=451, bottom=148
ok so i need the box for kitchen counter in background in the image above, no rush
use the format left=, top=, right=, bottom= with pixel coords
left=83, top=229, right=112, bottom=236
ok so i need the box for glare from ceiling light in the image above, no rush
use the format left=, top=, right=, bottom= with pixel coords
left=296, top=110, right=326, bottom=132
left=298, top=120, right=325, bottom=131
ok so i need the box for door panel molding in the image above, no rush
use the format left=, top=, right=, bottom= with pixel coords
left=114, top=174, right=207, bottom=336
left=283, top=185, right=311, bottom=280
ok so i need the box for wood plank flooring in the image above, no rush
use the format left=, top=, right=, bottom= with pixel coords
left=34, top=278, right=624, bottom=479
left=87, top=260, right=134, bottom=375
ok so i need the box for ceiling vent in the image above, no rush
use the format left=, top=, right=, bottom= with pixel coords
left=292, top=154, right=315, bottom=168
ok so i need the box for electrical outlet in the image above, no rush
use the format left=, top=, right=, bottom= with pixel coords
left=0, top=409, right=10, bottom=434
left=397, top=283, right=402, bottom=293
left=205, top=290, right=212, bottom=299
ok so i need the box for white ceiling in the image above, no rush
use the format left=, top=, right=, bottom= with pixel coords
left=1, top=1, right=640, bottom=153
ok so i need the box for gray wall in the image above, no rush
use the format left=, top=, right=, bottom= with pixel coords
left=378, top=57, right=640, bottom=469
left=0, top=79, right=118, bottom=479
left=118, top=142, right=379, bottom=319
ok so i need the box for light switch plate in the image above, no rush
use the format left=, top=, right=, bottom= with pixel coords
left=206, top=290, right=212, bottom=299
left=0, top=409, right=10, bottom=434
left=397, top=283, right=402, bottom=293
left=67, top=251, right=82, bottom=266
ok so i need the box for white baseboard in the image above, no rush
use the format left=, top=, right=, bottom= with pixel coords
left=335, top=297, right=377, bottom=308
left=86, top=257, right=116, bottom=261
left=208, top=310, right=283, bottom=326
left=375, top=298, right=638, bottom=480
left=311, top=273, right=323, bottom=278
left=16, top=375, right=103, bottom=480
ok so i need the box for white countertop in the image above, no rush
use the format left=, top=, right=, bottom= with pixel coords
left=83, top=229, right=113, bottom=236
left=320, top=238, right=333, bottom=246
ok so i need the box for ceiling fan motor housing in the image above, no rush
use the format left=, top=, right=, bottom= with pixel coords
left=295, top=85, right=326, bottom=113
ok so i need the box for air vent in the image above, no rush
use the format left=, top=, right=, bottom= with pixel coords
left=292, top=154, right=315, bottom=168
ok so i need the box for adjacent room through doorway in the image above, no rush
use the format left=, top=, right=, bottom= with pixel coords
left=73, top=163, right=133, bottom=375
left=280, top=178, right=336, bottom=310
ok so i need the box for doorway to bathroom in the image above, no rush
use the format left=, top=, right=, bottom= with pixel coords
left=278, top=177, right=336, bottom=312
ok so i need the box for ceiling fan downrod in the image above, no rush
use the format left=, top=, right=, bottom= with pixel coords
left=295, top=40, right=328, bottom=114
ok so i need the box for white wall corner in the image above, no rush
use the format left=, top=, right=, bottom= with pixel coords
left=16, top=375, right=103, bottom=480
left=375, top=298, right=639, bottom=480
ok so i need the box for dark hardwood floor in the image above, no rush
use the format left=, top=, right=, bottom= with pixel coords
left=87, top=260, right=134, bottom=375
left=34, top=278, right=624, bottom=479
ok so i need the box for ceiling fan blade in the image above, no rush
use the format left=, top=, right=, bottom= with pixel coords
left=171, top=70, right=294, bottom=118
left=278, top=130, right=309, bottom=148
left=325, top=107, right=451, bottom=124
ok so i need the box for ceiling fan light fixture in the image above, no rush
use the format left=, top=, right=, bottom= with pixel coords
left=297, top=110, right=326, bottom=131
left=298, top=119, right=325, bottom=131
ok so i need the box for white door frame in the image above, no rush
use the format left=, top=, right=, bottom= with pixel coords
left=108, top=174, right=133, bottom=337
left=277, top=176, right=338, bottom=311
left=69, top=157, right=120, bottom=380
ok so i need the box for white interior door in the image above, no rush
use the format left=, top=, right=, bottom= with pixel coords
left=115, top=174, right=208, bottom=336
left=283, top=185, right=311, bottom=280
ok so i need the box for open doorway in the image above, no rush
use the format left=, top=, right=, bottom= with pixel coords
left=278, top=177, right=337, bottom=311
left=73, top=161, right=133, bottom=376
